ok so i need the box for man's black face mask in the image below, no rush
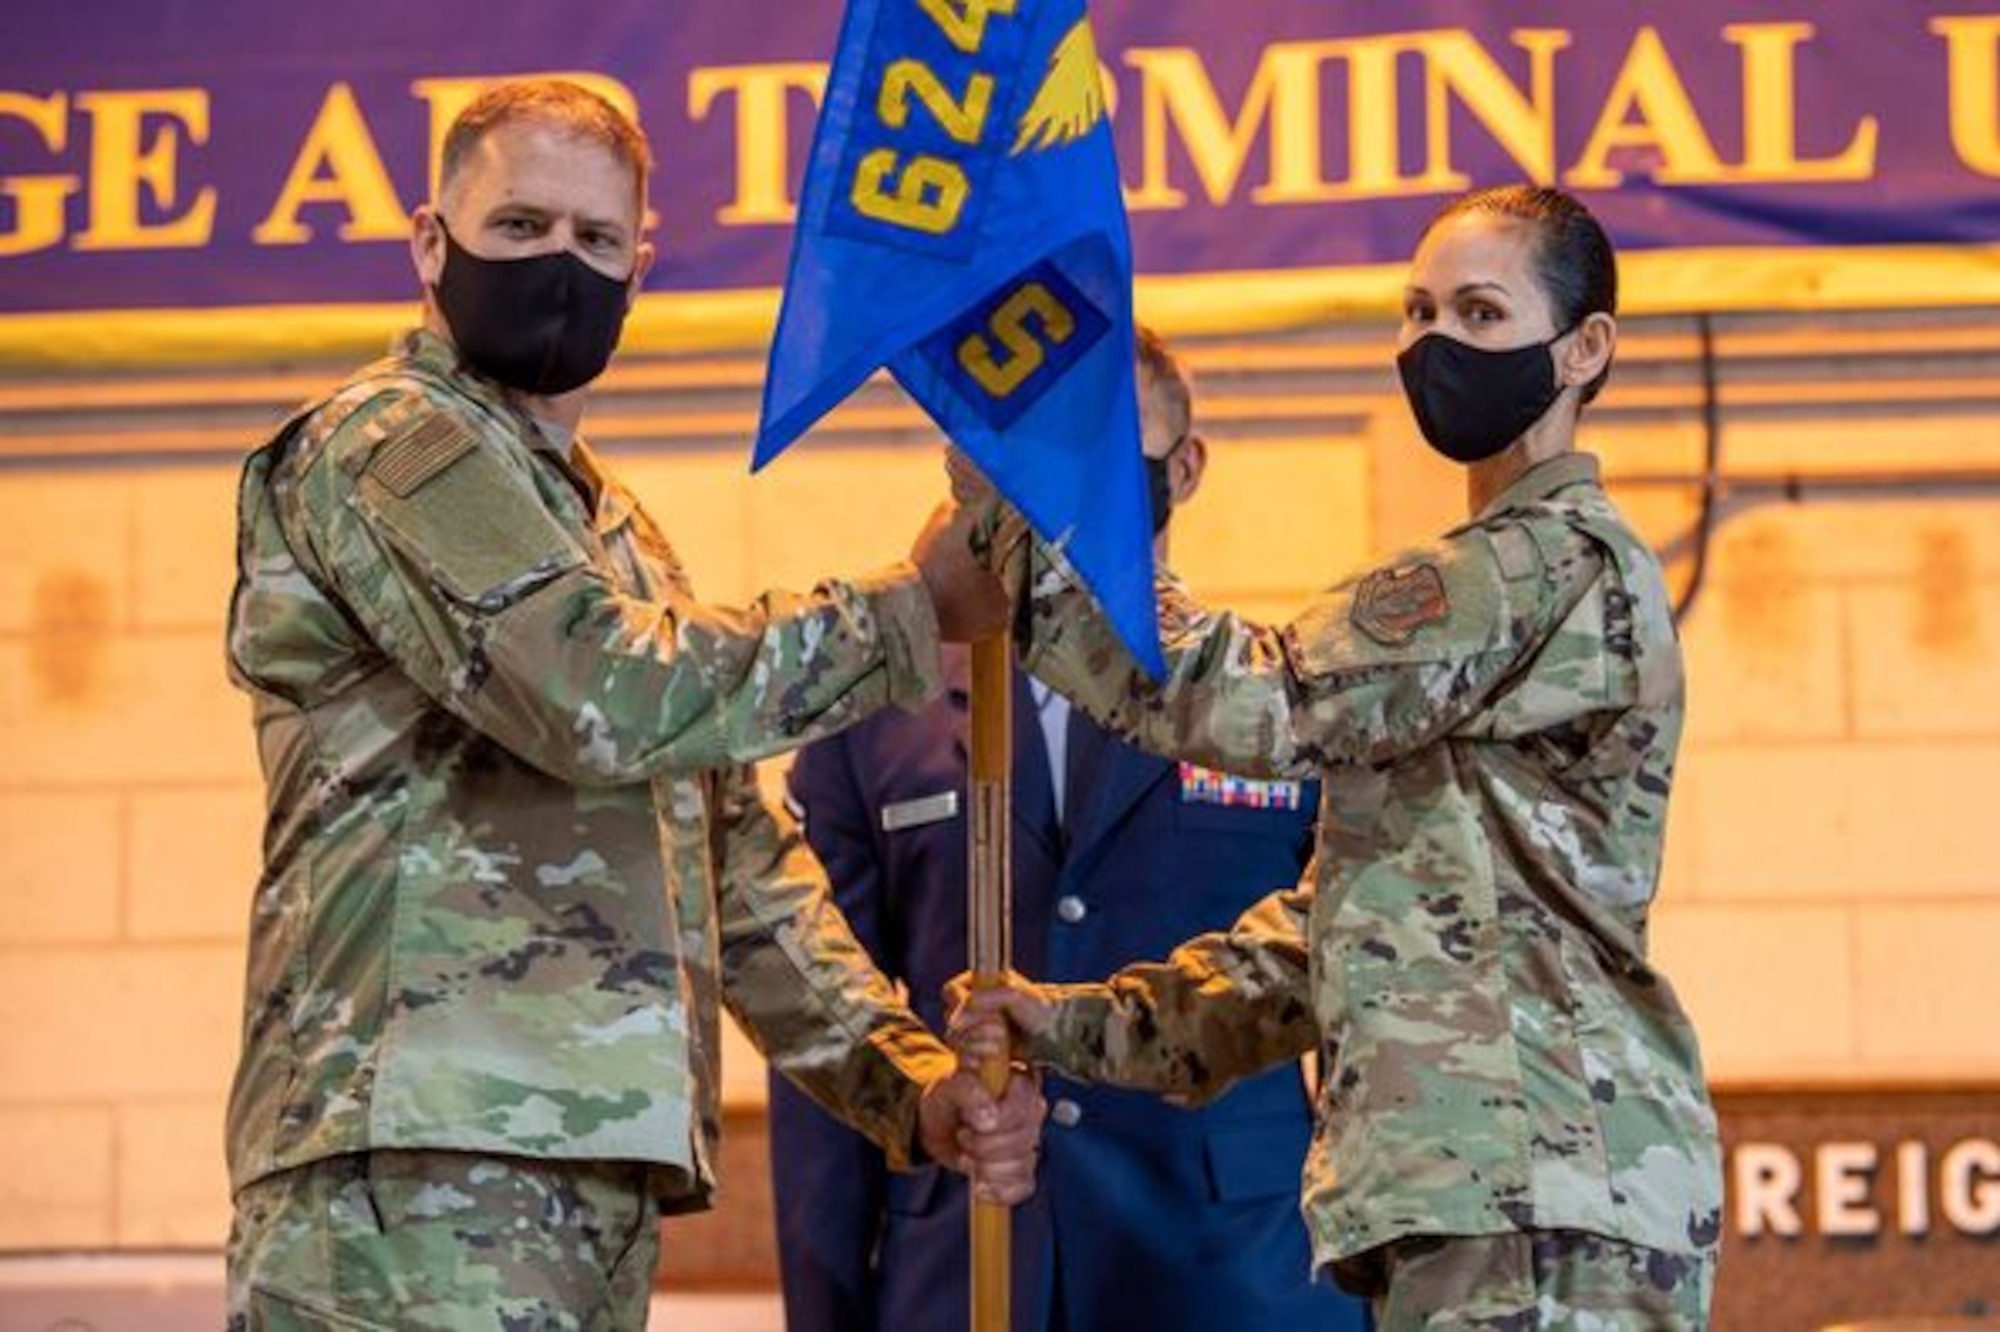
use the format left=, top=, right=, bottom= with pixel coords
left=433, top=221, right=632, bottom=396
left=1145, top=433, right=1193, bottom=535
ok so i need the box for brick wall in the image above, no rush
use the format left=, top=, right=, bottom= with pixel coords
left=1, top=459, right=258, bottom=1248
left=1627, top=417, right=2000, bottom=1086
left=1, top=352, right=1996, bottom=1252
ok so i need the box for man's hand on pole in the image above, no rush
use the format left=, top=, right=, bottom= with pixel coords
left=917, top=1064, right=1045, bottom=1205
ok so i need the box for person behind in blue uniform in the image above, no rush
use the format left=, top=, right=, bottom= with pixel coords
left=767, top=330, right=1372, bottom=1332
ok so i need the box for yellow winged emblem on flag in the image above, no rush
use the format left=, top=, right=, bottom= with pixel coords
left=1012, top=19, right=1107, bottom=156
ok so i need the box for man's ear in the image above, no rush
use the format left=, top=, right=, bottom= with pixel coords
left=410, top=205, right=446, bottom=289
left=627, top=240, right=656, bottom=309
left=1170, top=433, right=1208, bottom=505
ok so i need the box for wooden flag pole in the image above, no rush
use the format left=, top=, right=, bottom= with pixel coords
left=968, top=633, right=1014, bottom=1332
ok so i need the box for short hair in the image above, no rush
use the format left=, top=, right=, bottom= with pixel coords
left=1135, top=325, right=1193, bottom=446
left=440, top=79, right=653, bottom=212
left=1424, top=185, right=1619, bottom=404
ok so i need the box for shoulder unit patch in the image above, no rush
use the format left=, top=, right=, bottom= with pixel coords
left=1351, top=563, right=1451, bottom=646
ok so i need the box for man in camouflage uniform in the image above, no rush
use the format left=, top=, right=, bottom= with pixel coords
left=224, top=79, right=1039, bottom=1330
left=939, top=188, right=1724, bottom=1328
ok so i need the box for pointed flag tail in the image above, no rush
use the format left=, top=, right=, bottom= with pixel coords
left=751, top=0, right=1162, bottom=677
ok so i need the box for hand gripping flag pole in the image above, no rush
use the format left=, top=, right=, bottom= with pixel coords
left=752, top=2, right=1157, bottom=1325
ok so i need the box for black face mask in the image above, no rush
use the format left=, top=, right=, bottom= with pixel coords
left=1396, top=329, right=1570, bottom=464
left=433, top=222, right=632, bottom=396
left=1144, top=432, right=1191, bottom=535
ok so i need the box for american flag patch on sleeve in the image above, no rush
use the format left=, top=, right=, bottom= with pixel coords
left=1177, top=763, right=1305, bottom=811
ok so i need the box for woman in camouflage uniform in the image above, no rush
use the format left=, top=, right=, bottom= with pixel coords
left=943, top=187, right=1724, bottom=1330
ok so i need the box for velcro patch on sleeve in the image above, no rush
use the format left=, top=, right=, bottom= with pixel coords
left=368, top=412, right=478, bottom=497
left=355, top=417, right=586, bottom=612
left=1489, top=525, right=1544, bottom=582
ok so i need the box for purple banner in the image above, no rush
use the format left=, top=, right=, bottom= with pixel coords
left=5, top=1, right=2000, bottom=324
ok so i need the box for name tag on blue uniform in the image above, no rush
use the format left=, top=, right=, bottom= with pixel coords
left=1177, top=763, right=1305, bottom=811
left=881, top=791, right=961, bottom=832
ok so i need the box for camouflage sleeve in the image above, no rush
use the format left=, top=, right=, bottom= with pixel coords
left=288, top=390, right=942, bottom=784
left=710, top=764, right=955, bottom=1171
left=989, top=505, right=1603, bottom=779
left=1025, top=881, right=1319, bottom=1104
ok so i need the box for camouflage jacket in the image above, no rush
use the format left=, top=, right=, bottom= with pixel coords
left=225, top=330, right=953, bottom=1207
left=996, top=453, right=1722, bottom=1268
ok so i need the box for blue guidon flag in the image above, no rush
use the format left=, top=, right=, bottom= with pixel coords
left=752, top=0, right=1162, bottom=677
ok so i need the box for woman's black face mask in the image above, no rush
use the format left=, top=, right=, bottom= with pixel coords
left=1396, top=327, right=1573, bottom=464
left=433, top=220, right=633, bottom=396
